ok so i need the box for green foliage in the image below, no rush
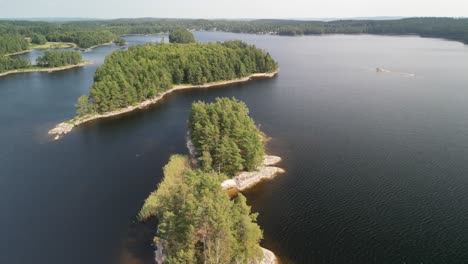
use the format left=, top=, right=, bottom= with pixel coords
left=76, top=41, right=278, bottom=116
left=139, top=155, right=191, bottom=221
left=76, top=95, right=93, bottom=116
left=116, top=37, right=126, bottom=46
left=190, top=98, right=265, bottom=177
left=45, top=30, right=115, bottom=48
left=139, top=155, right=264, bottom=263
left=0, top=56, right=30, bottom=73
left=31, top=34, right=47, bottom=45
left=0, top=34, right=29, bottom=55
left=169, top=29, right=196, bottom=43
left=36, top=51, right=82, bottom=67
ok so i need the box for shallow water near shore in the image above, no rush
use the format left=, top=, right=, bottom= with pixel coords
left=2, top=32, right=468, bottom=264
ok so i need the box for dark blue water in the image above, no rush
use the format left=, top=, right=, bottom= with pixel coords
left=1, top=32, right=468, bottom=264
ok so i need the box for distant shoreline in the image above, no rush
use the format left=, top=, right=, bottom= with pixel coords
left=48, top=70, right=279, bottom=140
left=0, top=61, right=93, bottom=78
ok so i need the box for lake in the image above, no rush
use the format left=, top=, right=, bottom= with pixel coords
left=1, top=32, right=468, bottom=264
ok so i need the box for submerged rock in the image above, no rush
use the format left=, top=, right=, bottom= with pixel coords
left=48, top=122, right=74, bottom=140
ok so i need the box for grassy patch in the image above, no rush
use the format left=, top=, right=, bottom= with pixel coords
left=30, top=42, right=77, bottom=50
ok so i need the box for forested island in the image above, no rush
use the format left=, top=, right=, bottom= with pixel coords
left=139, top=98, right=282, bottom=264
left=189, top=98, right=264, bottom=176
left=36, top=51, right=82, bottom=67
left=0, top=31, right=95, bottom=76
left=49, top=39, right=278, bottom=139
left=0, top=51, right=89, bottom=76
left=77, top=40, right=277, bottom=115
left=168, top=28, right=196, bottom=43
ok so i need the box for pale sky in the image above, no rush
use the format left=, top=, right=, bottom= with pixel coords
left=1, top=0, right=468, bottom=19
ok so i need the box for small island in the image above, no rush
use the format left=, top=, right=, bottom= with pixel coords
left=0, top=31, right=124, bottom=77
left=139, top=98, right=283, bottom=264
left=169, top=28, right=196, bottom=43
left=0, top=51, right=91, bottom=77
left=49, top=38, right=279, bottom=140
left=189, top=98, right=285, bottom=191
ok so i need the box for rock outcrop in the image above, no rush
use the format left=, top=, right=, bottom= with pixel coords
left=260, top=247, right=278, bottom=264
left=221, top=155, right=284, bottom=191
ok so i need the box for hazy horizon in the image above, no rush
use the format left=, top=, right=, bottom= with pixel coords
left=1, top=16, right=467, bottom=22
left=1, top=0, right=467, bottom=20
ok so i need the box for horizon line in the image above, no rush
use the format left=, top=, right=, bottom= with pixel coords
left=1, top=16, right=467, bottom=21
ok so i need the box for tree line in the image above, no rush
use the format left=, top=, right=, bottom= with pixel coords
left=45, top=30, right=116, bottom=48
left=139, top=154, right=264, bottom=263
left=75, top=40, right=278, bottom=115
left=189, top=98, right=265, bottom=176
left=0, top=51, right=82, bottom=73
left=31, top=33, right=47, bottom=45
left=0, top=21, right=118, bottom=49
left=2, top=17, right=468, bottom=48
left=0, top=56, right=30, bottom=73
left=36, top=51, right=82, bottom=67
left=0, top=34, right=29, bottom=55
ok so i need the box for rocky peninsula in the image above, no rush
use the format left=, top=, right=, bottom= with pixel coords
left=221, top=155, right=285, bottom=191
left=48, top=70, right=278, bottom=140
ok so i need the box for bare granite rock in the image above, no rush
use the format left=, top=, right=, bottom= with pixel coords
left=221, top=155, right=284, bottom=191
left=260, top=247, right=278, bottom=264
left=48, top=122, right=74, bottom=140
left=154, top=241, right=165, bottom=264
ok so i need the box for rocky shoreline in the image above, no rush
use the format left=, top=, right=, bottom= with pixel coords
left=48, top=70, right=278, bottom=140
left=222, top=155, right=283, bottom=264
left=154, top=242, right=277, bottom=264
left=152, top=153, right=282, bottom=264
left=260, top=247, right=278, bottom=264
left=221, top=155, right=285, bottom=191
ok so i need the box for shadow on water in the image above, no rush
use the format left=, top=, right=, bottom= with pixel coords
left=117, top=218, right=158, bottom=264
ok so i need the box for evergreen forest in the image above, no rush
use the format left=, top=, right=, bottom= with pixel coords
left=75, top=41, right=278, bottom=115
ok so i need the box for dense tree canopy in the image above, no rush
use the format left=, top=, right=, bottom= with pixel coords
left=31, top=34, right=47, bottom=45
left=169, top=29, right=196, bottom=43
left=116, top=37, right=126, bottom=46
left=76, top=41, right=278, bottom=115
left=139, top=155, right=264, bottom=264
left=0, top=21, right=118, bottom=49
left=0, top=56, right=30, bottom=73
left=36, top=51, right=82, bottom=67
left=45, top=30, right=116, bottom=49
left=0, top=34, right=29, bottom=55
left=190, top=98, right=265, bottom=176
